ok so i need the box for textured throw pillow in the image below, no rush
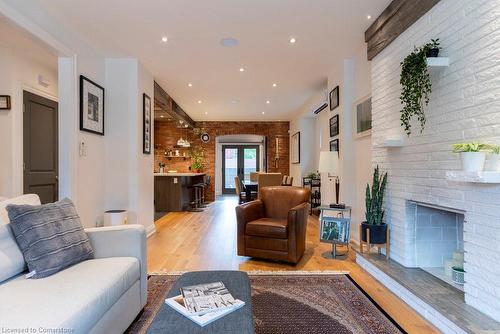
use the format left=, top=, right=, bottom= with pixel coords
left=7, top=198, right=94, bottom=279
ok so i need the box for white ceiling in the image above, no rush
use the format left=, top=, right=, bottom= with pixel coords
left=35, top=0, right=390, bottom=121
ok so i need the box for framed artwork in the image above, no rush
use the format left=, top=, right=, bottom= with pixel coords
left=291, top=132, right=300, bottom=164
left=329, top=115, right=339, bottom=137
left=330, top=139, right=339, bottom=155
left=143, top=93, right=152, bottom=154
left=80, top=75, right=105, bottom=135
left=329, top=85, right=339, bottom=111
left=0, top=95, right=11, bottom=110
left=320, top=217, right=350, bottom=244
left=354, top=95, right=372, bottom=138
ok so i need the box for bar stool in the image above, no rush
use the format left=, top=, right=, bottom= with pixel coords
left=188, top=183, right=204, bottom=212
left=201, top=175, right=211, bottom=205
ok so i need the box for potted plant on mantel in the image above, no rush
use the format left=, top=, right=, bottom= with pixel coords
left=452, top=143, right=493, bottom=172
left=361, top=166, right=388, bottom=246
left=400, top=38, right=441, bottom=136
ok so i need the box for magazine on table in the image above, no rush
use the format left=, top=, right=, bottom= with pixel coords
left=165, top=295, right=245, bottom=327
left=180, top=281, right=238, bottom=315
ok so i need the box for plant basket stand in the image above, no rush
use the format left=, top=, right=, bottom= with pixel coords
left=359, top=225, right=390, bottom=260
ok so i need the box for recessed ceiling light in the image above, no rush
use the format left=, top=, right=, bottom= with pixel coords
left=261, top=112, right=265, bottom=115
left=289, top=37, right=296, bottom=44
left=197, top=100, right=202, bottom=104
left=272, top=83, right=277, bottom=87
left=231, top=99, right=239, bottom=104
left=161, top=36, right=168, bottom=42
left=220, top=37, right=239, bottom=47
left=266, top=100, right=270, bottom=104
left=367, top=15, right=372, bottom=19
left=239, top=67, right=245, bottom=72
left=188, top=83, right=193, bottom=87
left=204, top=112, right=208, bottom=115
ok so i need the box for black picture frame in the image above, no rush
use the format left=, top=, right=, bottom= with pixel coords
left=330, top=139, right=339, bottom=155
left=143, top=93, right=151, bottom=154
left=329, top=114, right=339, bottom=137
left=80, top=75, right=105, bottom=135
left=0, top=95, right=11, bottom=110
left=329, top=85, right=339, bottom=111
left=291, top=131, right=300, bottom=164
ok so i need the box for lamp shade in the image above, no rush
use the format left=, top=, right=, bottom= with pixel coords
left=318, top=151, right=339, bottom=174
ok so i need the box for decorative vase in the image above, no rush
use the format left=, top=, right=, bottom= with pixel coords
left=486, top=154, right=500, bottom=171
left=361, top=222, right=388, bottom=244
left=460, top=152, right=486, bottom=172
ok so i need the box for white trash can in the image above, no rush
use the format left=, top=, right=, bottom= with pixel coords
left=104, top=210, right=128, bottom=226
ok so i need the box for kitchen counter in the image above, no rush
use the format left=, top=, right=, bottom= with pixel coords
left=154, top=172, right=205, bottom=177
left=154, top=173, right=206, bottom=212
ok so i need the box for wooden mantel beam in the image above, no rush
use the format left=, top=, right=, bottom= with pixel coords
left=365, top=0, right=441, bottom=60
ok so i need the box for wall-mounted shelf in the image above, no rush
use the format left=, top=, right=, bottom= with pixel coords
left=446, top=171, right=500, bottom=184
left=375, top=139, right=404, bottom=148
left=426, top=57, right=449, bottom=67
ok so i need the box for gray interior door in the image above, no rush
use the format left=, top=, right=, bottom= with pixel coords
left=23, top=91, right=58, bottom=204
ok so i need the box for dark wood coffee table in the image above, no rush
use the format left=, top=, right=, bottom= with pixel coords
left=147, top=271, right=254, bottom=333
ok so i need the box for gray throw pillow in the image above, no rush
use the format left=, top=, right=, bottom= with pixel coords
left=7, top=198, right=94, bottom=279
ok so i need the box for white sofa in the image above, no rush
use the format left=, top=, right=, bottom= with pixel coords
left=0, top=195, right=147, bottom=334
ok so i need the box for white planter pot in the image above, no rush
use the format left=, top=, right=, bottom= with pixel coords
left=460, top=152, right=486, bottom=172
left=486, top=154, right=500, bottom=171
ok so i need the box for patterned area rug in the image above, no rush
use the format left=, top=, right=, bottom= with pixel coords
left=127, top=272, right=405, bottom=334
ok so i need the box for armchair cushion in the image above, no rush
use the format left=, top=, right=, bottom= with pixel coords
left=246, top=218, right=288, bottom=239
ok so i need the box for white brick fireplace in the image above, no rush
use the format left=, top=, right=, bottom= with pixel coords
left=371, top=0, right=500, bottom=322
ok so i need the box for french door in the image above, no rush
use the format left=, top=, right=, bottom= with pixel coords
left=222, top=145, right=260, bottom=194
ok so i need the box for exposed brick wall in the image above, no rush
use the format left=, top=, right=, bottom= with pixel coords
left=371, top=0, right=500, bottom=321
left=154, top=120, right=290, bottom=201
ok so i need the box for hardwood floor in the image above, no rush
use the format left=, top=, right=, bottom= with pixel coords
left=147, top=196, right=439, bottom=334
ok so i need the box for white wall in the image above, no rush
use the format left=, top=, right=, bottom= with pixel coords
left=289, top=92, right=324, bottom=186
left=0, top=2, right=155, bottom=232
left=371, top=0, right=500, bottom=321
left=0, top=19, right=58, bottom=198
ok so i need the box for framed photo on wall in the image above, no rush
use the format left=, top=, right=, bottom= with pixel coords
left=0, top=95, right=11, bottom=110
left=330, top=139, right=339, bottom=155
left=291, top=131, right=300, bottom=164
left=143, top=93, right=152, bottom=154
left=329, top=85, right=339, bottom=111
left=354, top=95, right=372, bottom=138
left=329, top=115, right=339, bottom=137
left=80, top=75, right=105, bottom=135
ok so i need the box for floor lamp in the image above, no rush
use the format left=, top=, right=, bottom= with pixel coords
left=318, top=151, right=342, bottom=207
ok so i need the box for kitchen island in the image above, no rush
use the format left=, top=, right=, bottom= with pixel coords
left=154, top=173, right=205, bottom=212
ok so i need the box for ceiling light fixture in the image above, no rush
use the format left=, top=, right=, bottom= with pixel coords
left=262, top=112, right=265, bottom=115
left=272, top=83, right=277, bottom=87
left=161, top=36, right=168, bottom=42
left=266, top=100, right=270, bottom=104
left=367, top=15, right=372, bottom=19
left=239, top=67, right=245, bottom=72
left=205, top=112, right=208, bottom=115
left=289, top=37, right=296, bottom=44
left=188, top=83, right=193, bottom=87
left=198, top=100, right=202, bottom=104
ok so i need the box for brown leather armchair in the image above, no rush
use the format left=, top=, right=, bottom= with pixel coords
left=235, top=186, right=311, bottom=264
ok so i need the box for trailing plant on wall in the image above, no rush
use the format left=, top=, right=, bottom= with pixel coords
left=365, top=165, right=388, bottom=226
left=400, top=39, right=441, bottom=136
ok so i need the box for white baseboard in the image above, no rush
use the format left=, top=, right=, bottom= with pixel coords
left=146, top=224, right=156, bottom=238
